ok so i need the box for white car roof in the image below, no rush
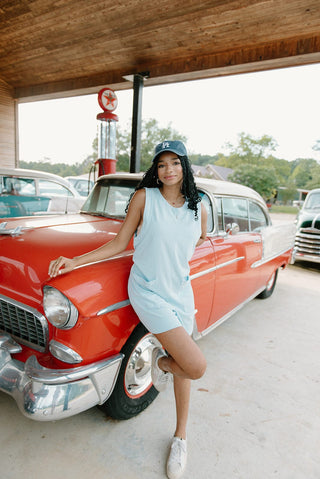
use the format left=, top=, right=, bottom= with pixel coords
left=0, top=167, right=80, bottom=194
left=99, top=172, right=265, bottom=205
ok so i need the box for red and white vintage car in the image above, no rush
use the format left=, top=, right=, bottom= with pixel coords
left=0, top=173, right=295, bottom=421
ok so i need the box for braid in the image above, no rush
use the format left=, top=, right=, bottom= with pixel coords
left=126, top=155, right=201, bottom=219
left=179, top=155, right=201, bottom=220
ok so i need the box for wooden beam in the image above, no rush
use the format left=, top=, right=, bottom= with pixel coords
left=14, top=34, right=320, bottom=101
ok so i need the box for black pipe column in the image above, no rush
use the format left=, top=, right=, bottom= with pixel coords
left=129, top=73, right=148, bottom=173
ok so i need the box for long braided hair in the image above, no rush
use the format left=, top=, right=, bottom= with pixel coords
left=127, top=154, right=201, bottom=219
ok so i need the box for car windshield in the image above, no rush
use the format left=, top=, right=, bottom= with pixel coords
left=81, top=180, right=137, bottom=217
left=304, top=192, right=320, bottom=209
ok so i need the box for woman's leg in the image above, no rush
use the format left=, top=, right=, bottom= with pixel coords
left=153, top=328, right=205, bottom=478
left=154, top=326, right=206, bottom=380
left=154, top=326, right=206, bottom=438
left=173, top=376, right=191, bottom=440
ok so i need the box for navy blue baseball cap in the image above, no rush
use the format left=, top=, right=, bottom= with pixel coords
left=152, top=140, right=188, bottom=162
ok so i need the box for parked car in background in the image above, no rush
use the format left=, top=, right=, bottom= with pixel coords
left=0, top=173, right=295, bottom=422
left=293, top=200, right=305, bottom=208
left=65, top=175, right=94, bottom=197
left=292, top=188, right=320, bottom=264
left=0, top=168, right=85, bottom=217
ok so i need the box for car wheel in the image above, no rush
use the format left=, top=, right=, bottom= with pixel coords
left=100, top=323, right=160, bottom=420
left=257, top=268, right=278, bottom=299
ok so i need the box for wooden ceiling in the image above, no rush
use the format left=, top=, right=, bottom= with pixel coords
left=1, top=0, right=320, bottom=101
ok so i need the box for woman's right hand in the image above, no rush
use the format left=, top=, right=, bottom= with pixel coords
left=48, top=256, right=76, bottom=278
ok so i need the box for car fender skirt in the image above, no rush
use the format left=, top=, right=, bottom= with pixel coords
left=0, top=333, right=123, bottom=421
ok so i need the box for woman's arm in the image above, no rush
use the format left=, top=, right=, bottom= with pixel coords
left=195, top=203, right=207, bottom=247
left=48, top=189, right=146, bottom=277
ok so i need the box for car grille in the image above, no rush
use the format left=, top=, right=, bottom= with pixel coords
left=295, top=227, right=320, bottom=259
left=0, top=295, right=48, bottom=351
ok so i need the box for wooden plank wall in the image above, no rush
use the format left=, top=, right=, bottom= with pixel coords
left=0, top=79, right=16, bottom=167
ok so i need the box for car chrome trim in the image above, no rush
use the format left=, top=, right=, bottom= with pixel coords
left=192, top=286, right=266, bottom=340
left=124, top=333, right=160, bottom=398
left=190, top=256, right=245, bottom=280
left=293, top=252, right=320, bottom=264
left=0, top=222, right=24, bottom=236
left=43, top=286, right=79, bottom=330
left=0, top=332, right=124, bottom=421
left=25, top=352, right=123, bottom=385
left=300, top=227, right=320, bottom=236
left=311, top=213, right=320, bottom=228
left=0, top=293, right=49, bottom=351
left=0, top=333, right=22, bottom=354
left=251, top=247, right=292, bottom=268
left=49, top=340, right=83, bottom=364
left=97, top=299, right=131, bottom=316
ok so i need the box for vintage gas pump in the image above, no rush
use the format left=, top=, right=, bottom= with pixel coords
left=95, top=88, right=118, bottom=176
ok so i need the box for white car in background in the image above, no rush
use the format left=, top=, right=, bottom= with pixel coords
left=0, top=168, right=85, bottom=217
left=65, top=175, right=94, bottom=197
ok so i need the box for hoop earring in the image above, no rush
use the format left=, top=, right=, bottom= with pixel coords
left=156, top=178, right=161, bottom=185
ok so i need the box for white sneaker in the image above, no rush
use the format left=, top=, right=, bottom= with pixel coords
left=166, top=437, right=187, bottom=479
left=151, top=347, right=170, bottom=392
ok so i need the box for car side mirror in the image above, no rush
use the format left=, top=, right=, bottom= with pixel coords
left=226, top=222, right=240, bottom=235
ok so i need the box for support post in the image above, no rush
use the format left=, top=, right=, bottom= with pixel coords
left=130, top=74, right=145, bottom=173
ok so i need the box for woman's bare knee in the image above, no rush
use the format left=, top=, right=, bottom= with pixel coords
left=155, top=327, right=206, bottom=379
left=188, top=355, right=206, bottom=380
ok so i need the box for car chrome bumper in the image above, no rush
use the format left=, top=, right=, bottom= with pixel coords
left=0, top=333, right=123, bottom=421
left=290, top=248, right=320, bottom=264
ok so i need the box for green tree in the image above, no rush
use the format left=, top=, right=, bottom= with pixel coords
left=262, top=157, right=291, bottom=185
left=305, top=163, right=320, bottom=189
left=116, top=118, right=187, bottom=171
left=229, top=163, right=278, bottom=200
left=216, top=132, right=278, bottom=168
left=290, top=158, right=317, bottom=188
left=19, top=160, right=85, bottom=177
left=281, top=180, right=298, bottom=205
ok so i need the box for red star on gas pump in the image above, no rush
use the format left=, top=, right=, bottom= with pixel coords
left=102, top=92, right=116, bottom=109
left=98, top=88, right=118, bottom=112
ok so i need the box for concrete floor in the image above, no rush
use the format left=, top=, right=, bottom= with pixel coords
left=0, top=261, right=319, bottom=479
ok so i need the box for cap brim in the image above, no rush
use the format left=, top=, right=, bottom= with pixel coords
left=152, top=148, right=183, bottom=162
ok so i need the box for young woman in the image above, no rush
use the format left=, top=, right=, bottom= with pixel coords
left=48, top=140, right=207, bottom=479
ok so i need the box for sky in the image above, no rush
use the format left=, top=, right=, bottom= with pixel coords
left=18, top=63, right=320, bottom=166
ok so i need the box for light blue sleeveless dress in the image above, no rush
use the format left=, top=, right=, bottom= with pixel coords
left=128, top=187, right=201, bottom=335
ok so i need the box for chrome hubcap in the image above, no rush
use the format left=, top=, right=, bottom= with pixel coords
left=124, top=334, right=161, bottom=397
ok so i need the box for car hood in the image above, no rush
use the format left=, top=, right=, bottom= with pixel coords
left=0, top=214, right=126, bottom=304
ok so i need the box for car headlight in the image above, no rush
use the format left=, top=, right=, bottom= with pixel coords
left=43, top=286, right=78, bottom=329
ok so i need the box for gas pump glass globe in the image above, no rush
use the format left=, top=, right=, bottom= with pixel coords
left=98, top=119, right=116, bottom=160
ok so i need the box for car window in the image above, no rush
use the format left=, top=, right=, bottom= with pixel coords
left=249, top=201, right=268, bottom=230
left=75, top=180, right=93, bottom=196
left=222, top=197, right=249, bottom=232
left=68, top=178, right=93, bottom=196
left=215, top=197, right=224, bottom=231
left=82, top=183, right=135, bottom=217
left=38, top=180, right=73, bottom=197
left=305, top=192, right=320, bottom=209
left=3, top=176, right=36, bottom=196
